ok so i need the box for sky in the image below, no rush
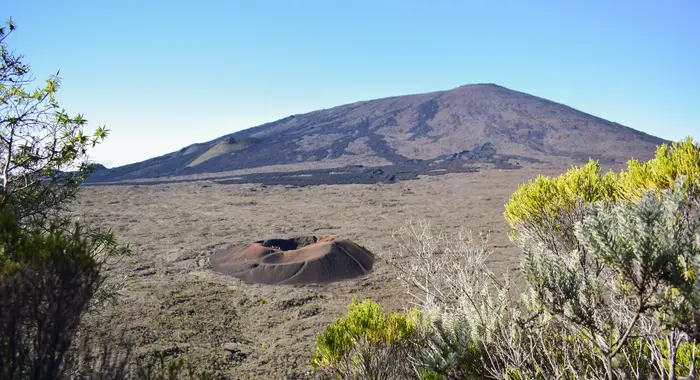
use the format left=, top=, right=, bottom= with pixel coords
left=3, top=0, right=699, bottom=167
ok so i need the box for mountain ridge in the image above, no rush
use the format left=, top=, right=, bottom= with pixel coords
left=89, top=84, right=666, bottom=183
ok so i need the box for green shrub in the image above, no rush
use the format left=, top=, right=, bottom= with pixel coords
left=0, top=206, right=126, bottom=379
left=620, top=137, right=700, bottom=200
left=393, top=138, right=700, bottom=380
left=414, top=314, right=487, bottom=380
left=504, top=159, right=620, bottom=254
left=652, top=339, right=700, bottom=378
left=312, top=298, right=420, bottom=379
left=504, top=136, right=700, bottom=253
left=0, top=19, right=131, bottom=379
left=504, top=159, right=620, bottom=229
left=520, top=178, right=700, bottom=380
left=503, top=137, right=700, bottom=379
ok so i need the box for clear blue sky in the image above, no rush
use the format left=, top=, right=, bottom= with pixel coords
left=4, top=1, right=699, bottom=167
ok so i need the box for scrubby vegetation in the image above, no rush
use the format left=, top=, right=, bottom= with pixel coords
left=0, top=18, right=124, bottom=379
left=0, top=19, right=212, bottom=379
left=311, top=298, right=420, bottom=379
left=315, top=138, right=700, bottom=379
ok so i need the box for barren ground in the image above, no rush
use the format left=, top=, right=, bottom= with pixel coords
left=75, top=166, right=567, bottom=379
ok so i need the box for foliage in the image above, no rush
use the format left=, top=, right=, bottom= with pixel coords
left=0, top=19, right=132, bottom=379
left=1, top=18, right=108, bottom=223
left=619, top=137, right=700, bottom=200
left=579, top=178, right=700, bottom=334
left=501, top=137, right=700, bottom=379
left=384, top=221, right=615, bottom=379
left=414, top=313, right=487, bottom=380
left=311, top=298, right=420, bottom=380
left=504, top=136, right=700, bottom=253
left=520, top=179, right=699, bottom=379
left=378, top=136, right=700, bottom=380
left=504, top=159, right=620, bottom=253
left=0, top=205, right=128, bottom=379
left=502, top=138, right=700, bottom=379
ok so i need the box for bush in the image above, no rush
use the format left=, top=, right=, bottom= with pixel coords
left=384, top=221, right=509, bottom=379
left=504, top=138, right=700, bottom=379
left=522, top=180, right=700, bottom=379
left=0, top=20, right=108, bottom=223
left=0, top=205, right=128, bottom=379
left=504, top=159, right=620, bottom=253
left=0, top=19, right=131, bottom=379
left=504, top=137, right=700, bottom=252
left=373, top=138, right=700, bottom=379
left=620, top=137, right=700, bottom=200
left=414, top=313, right=487, bottom=380
left=311, top=298, right=420, bottom=380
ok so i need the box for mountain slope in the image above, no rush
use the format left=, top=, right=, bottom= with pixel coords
left=90, top=84, right=665, bottom=182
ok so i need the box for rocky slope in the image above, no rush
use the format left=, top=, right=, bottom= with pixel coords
left=89, top=84, right=665, bottom=183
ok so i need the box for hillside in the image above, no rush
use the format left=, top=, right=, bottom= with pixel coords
left=89, top=84, right=665, bottom=183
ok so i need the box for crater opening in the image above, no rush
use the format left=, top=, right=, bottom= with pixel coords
left=210, top=235, right=374, bottom=285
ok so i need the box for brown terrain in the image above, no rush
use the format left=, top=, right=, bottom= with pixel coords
left=76, top=168, right=567, bottom=379
left=75, top=84, right=666, bottom=378
left=88, top=83, right=664, bottom=184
